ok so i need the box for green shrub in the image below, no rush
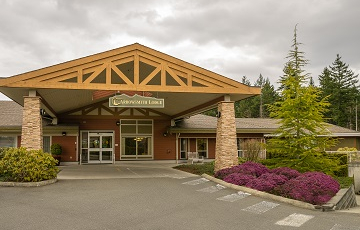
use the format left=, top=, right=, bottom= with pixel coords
left=0, top=147, right=59, bottom=182
left=50, top=143, right=62, bottom=155
left=173, top=161, right=214, bottom=175
left=0, top=147, right=9, bottom=160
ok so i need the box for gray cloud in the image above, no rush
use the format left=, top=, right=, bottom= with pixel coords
left=0, top=0, right=359, bottom=100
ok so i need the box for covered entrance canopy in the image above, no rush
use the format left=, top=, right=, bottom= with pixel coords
left=0, top=43, right=259, bottom=120
left=0, top=43, right=260, bottom=169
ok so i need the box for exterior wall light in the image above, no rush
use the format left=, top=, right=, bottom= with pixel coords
left=62, top=132, right=67, bottom=136
left=116, top=121, right=120, bottom=126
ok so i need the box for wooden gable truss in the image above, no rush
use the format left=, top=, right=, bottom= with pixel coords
left=0, top=44, right=259, bottom=95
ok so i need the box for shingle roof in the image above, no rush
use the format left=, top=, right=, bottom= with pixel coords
left=0, top=100, right=23, bottom=127
left=0, top=101, right=359, bottom=136
left=173, top=114, right=360, bottom=136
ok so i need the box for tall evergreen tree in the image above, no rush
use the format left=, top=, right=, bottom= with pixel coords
left=266, top=26, right=337, bottom=173
left=261, top=78, right=278, bottom=117
left=234, top=74, right=278, bottom=118
left=319, top=54, right=359, bottom=129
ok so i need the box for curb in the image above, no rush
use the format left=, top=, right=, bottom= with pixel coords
left=201, top=173, right=316, bottom=210
left=0, top=178, right=58, bottom=187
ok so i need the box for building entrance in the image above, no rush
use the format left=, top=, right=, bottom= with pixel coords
left=81, top=131, right=114, bottom=164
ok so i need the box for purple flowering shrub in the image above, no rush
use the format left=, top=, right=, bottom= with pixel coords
left=216, top=162, right=340, bottom=205
left=245, top=178, right=278, bottom=192
left=274, top=172, right=340, bottom=205
left=245, top=173, right=288, bottom=192
left=214, top=161, right=269, bottom=179
left=223, top=173, right=255, bottom=186
left=271, top=167, right=301, bottom=180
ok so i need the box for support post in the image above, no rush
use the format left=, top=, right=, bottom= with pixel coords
left=21, top=96, right=43, bottom=150
left=214, top=101, right=237, bottom=172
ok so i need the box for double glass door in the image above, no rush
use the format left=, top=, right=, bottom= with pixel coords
left=81, top=131, right=114, bottom=164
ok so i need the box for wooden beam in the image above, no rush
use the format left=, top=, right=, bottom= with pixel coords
left=77, top=69, right=83, bottom=83
left=139, top=65, right=161, bottom=86
left=111, top=63, right=134, bottom=86
left=134, top=52, right=139, bottom=85
left=83, top=63, right=107, bottom=84
left=161, top=64, right=166, bottom=86
left=165, top=65, right=186, bottom=87
left=106, top=63, right=111, bottom=85
left=36, top=91, right=58, bottom=117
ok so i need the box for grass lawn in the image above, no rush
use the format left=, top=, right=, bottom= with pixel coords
left=174, top=161, right=354, bottom=189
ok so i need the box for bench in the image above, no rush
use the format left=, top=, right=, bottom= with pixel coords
left=187, top=152, right=204, bottom=164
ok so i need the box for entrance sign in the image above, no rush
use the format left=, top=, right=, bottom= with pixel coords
left=109, top=94, right=164, bottom=108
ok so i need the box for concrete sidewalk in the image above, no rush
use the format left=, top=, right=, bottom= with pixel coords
left=57, top=162, right=196, bottom=180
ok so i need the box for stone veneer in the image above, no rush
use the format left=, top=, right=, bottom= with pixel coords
left=214, top=101, right=238, bottom=172
left=21, top=96, right=43, bottom=150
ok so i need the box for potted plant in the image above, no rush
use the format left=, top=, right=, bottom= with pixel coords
left=51, top=143, right=62, bottom=166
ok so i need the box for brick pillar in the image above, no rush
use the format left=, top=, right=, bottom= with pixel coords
left=214, top=101, right=238, bottom=172
left=21, top=96, right=43, bottom=150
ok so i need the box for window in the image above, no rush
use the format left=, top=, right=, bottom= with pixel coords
left=197, top=138, right=208, bottom=158
left=43, top=136, right=51, bottom=153
left=120, top=120, right=153, bottom=159
left=0, top=136, right=16, bottom=147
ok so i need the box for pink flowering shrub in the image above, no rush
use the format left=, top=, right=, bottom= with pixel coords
left=271, top=167, right=301, bottom=180
left=223, top=173, right=255, bottom=186
left=274, top=172, right=340, bottom=205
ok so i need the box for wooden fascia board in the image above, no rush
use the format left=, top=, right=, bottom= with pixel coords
left=3, top=81, right=258, bottom=95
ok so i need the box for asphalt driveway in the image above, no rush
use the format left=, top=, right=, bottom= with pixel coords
left=0, top=163, right=359, bottom=230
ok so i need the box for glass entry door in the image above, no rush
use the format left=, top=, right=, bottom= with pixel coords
left=81, top=131, right=114, bottom=164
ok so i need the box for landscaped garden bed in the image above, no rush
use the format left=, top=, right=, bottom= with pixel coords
left=174, top=161, right=353, bottom=206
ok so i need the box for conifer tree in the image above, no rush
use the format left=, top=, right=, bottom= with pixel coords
left=319, top=54, right=359, bottom=129
left=266, top=26, right=337, bottom=173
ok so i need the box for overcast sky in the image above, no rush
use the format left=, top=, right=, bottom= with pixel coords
left=0, top=0, right=359, bottom=100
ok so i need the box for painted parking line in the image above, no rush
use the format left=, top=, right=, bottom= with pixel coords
left=330, top=224, right=360, bottom=230
left=197, top=184, right=226, bottom=193
left=217, top=191, right=251, bottom=202
left=182, top=178, right=209, bottom=185
left=275, top=213, right=314, bottom=227
left=242, top=201, right=280, bottom=214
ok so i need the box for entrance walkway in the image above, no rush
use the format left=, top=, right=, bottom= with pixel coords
left=57, top=162, right=196, bottom=180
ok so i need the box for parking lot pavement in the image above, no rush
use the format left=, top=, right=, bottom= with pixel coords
left=1, top=175, right=360, bottom=230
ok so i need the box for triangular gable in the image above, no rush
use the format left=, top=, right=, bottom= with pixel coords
left=0, top=43, right=259, bottom=95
